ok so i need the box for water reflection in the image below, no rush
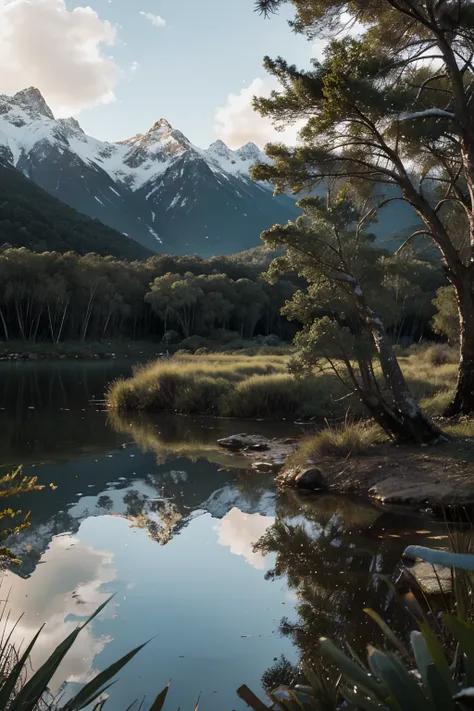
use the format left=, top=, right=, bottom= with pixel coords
left=0, top=361, right=132, bottom=467
left=0, top=362, right=449, bottom=709
left=217, top=509, right=275, bottom=570
left=108, top=409, right=300, bottom=471
left=255, top=490, right=448, bottom=671
left=2, top=533, right=117, bottom=691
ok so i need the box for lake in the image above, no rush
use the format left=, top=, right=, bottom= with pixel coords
left=0, top=361, right=448, bottom=710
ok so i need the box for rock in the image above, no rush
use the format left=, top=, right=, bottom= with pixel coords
left=283, top=438, right=298, bottom=445
left=251, top=461, right=279, bottom=474
left=217, top=434, right=271, bottom=451
left=278, top=467, right=326, bottom=490
left=295, top=468, right=326, bottom=490
left=403, top=562, right=452, bottom=595
left=369, top=475, right=474, bottom=507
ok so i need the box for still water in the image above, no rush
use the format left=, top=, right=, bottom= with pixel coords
left=0, top=361, right=447, bottom=709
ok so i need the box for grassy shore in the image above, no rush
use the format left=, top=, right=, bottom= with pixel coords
left=106, top=344, right=460, bottom=421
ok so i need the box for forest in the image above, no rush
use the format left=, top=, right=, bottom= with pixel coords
left=0, top=243, right=450, bottom=348
left=0, top=162, right=150, bottom=261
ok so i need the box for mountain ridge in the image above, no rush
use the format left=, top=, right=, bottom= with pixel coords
left=0, top=159, right=151, bottom=259
left=0, top=87, right=299, bottom=256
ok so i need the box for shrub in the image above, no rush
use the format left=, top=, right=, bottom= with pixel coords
left=107, top=348, right=460, bottom=422
left=223, top=374, right=304, bottom=418
left=174, top=376, right=232, bottom=414
left=179, top=335, right=213, bottom=352
left=432, top=284, right=459, bottom=344
left=262, top=334, right=281, bottom=347
left=422, top=343, right=458, bottom=367
left=162, top=330, right=180, bottom=345
left=223, top=374, right=325, bottom=419
left=107, top=355, right=289, bottom=414
left=286, top=422, right=381, bottom=464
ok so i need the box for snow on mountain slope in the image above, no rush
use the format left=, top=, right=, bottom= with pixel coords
left=0, top=87, right=299, bottom=255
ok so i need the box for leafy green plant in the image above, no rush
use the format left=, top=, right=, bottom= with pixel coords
left=243, top=546, right=474, bottom=711
left=0, top=467, right=45, bottom=565
left=0, top=596, right=178, bottom=711
left=318, top=547, right=474, bottom=710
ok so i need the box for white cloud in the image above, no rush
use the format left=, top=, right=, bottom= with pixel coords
left=311, top=37, right=328, bottom=61
left=140, top=11, right=166, bottom=27
left=0, top=0, right=119, bottom=116
left=3, top=533, right=117, bottom=692
left=214, top=78, right=302, bottom=149
left=130, top=61, right=140, bottom=74
left=216, top=508, right=274, bottom=570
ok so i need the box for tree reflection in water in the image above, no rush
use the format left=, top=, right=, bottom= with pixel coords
left=254, top=490, right=445, bottom=673
left=121, top=489, right=183, bottom=545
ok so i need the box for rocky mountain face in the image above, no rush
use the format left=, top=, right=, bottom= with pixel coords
left=0, top=88, right=299, bottom=256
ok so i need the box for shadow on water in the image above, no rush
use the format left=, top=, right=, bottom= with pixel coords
left=256, top=490, right=451, bottom=673
left=0, top=360, right=134, bottom=466
left=0, top=361, right=454, bottom=709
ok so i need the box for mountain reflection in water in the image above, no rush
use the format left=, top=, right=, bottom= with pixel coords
left=0, top=362, right=448, bottom=710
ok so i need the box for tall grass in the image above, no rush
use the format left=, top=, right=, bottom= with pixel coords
left=107, top=346, right=461, bottom=421
left=107, top=354, right=331, bottom=419
left=285, top=422, right=382, bottom=469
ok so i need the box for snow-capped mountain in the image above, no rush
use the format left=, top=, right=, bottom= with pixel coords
left=0, top=88, right=298, bottom=255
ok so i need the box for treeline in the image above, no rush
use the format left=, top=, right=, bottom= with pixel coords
left=0, top=246, right=445, bottom=346
left=0, top=247, right=296, bottom=344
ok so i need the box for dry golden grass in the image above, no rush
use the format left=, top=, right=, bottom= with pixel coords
left=286, top=422, right=383, bottom=466
left=107, top=345, right=460, bottom=421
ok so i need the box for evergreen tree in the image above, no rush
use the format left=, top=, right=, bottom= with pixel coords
left=263, top=195, right=442, bottom=441
left=251, top=0, right=474, bottom=415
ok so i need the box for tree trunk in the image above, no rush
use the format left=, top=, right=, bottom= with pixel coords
left=102, top=310, right=112, bottom=338
left=56, top=301, right=69, bottom=343
left=445, top=266, right=474, bottom=415
left=81, top=284, right=97, bottom=342
left=15, top=301, right=25, bottom=340
left=349, top=278, right=443, bottom=442
left=0, top=308, right=9, bottom=341
left=31, top=305, right=43, bottom=342
left=47, top=303, right=56, bottom=342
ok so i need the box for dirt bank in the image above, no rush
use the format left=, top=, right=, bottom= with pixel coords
left=288, top=447, right=474, bottom=509
left=218, top=434, right=474, bottom=509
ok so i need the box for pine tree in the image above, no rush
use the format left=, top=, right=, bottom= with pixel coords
left=263, top=195, right=442, bottom=441
left=251, top=0, right=474, bottom=415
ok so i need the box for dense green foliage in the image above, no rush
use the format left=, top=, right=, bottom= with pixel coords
left=261, top=196, right=441, bottom=440
left=250, top=0, right=474, bottom=415
left=432, top=285, right=459, bottom=344
left=0, top=247, right=296, bottom=344
left=0, top=163, right=150, bottom=260
left=0, top=244, right=444, bottom=347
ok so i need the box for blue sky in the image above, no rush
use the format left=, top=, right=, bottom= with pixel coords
left=0, top=0, right=318, bottom=148
left=73, top=0, right=314, bottom=145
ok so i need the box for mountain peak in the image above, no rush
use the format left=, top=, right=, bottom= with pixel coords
left=58, top=116, right=84, bottom=135
left=12, top=87, right=54, bottom=120
left=149, top=118, right=172, bottom=133
left=209, top=139, right=228, bottom=149
left=235, top=142, right=265, bottom=161
left=207, top=139, right=234, bottom=158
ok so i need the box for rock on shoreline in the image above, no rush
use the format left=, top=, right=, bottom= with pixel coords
left=217, top=433, right=299, bottom=475
left=217, top=432, right=474, bottom=510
